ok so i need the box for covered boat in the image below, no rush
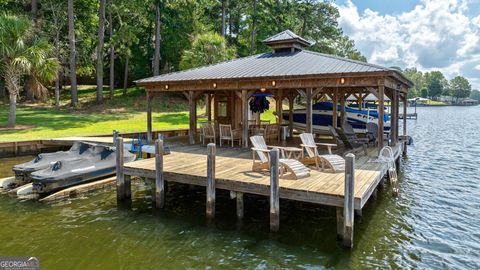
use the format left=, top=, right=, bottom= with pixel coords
left=31, top=145, right=136, bottom=194
left=12, top=142, right=92, bottom=183
left=282, top=102, right=390, bottom=133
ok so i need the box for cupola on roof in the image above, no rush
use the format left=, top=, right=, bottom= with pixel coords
left=262, top=30, right=313, bottom=53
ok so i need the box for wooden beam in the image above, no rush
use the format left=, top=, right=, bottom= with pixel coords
left=305, top=88, right=313, bottom=133
left=140, top=73, right=389, bottom=92
left=188, top=90, right=196, bottom=144
left=312, top=87, right=324, bottom=97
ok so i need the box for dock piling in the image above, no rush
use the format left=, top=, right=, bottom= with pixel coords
left=206, top=143, right=216, bottom=219
left=155, top=139, right=165, bottom=208
left=343, top=153, right=355, bottom=248
left=270, top=148, right=280, bottom=232
left=113, top=130, right=119, bottom=144
left=116, top=137, right=127, bottom=201
left=236, top=192, right=244, bottom=220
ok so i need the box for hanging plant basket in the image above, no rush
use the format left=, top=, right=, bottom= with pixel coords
left=249, top=96, right=270, bottom=113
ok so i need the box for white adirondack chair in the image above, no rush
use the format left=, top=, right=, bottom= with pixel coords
left=250, top=135, right=310, bottom=179
left=299, top=133, right=345, bottom=172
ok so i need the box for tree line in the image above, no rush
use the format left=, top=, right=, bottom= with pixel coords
left=402, top=68, right=477, bottom=102
left=0, top=0, right=366, bottom=127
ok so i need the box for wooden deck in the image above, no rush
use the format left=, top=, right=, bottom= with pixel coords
left=123, top=139, right=401, bottom=210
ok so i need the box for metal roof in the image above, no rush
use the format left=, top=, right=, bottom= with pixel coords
left=136, top=49, right=397, bottom=84
left=262, top=29, right=312, bottom=47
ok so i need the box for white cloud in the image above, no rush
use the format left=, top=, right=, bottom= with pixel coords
left=336, top=0, right=480, bottom=89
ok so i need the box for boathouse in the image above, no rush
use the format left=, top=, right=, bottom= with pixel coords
left=125, top=30, right=414, bottom=248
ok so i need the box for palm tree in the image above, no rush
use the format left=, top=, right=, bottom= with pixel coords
left=0, top=14, right=59, bottom=127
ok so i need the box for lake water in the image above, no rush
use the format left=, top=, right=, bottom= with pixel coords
left=0, top=106, right=479, bottom=269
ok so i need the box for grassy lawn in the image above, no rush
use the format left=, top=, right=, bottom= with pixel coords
left=0, top=86, right=200, bottom=142
left=0, top=86, right=278, bottom=142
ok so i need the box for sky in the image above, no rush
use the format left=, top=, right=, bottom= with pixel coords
left=334, top=0, right=480, bottom=89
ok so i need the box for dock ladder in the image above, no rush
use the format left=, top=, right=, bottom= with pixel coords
left=378, top=146, right=399, bottom=195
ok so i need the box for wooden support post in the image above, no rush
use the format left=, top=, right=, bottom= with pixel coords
left=288, top=95, right=294, bottom=138
left=390, top=91, right=397, bottom=146
left=147, top=93, right=153, bottom=143
left=378, top=83, right=385, bottom=152
left=305, top=88, right=313, bottom=134
left=236, top=192, right=244, bottom=220
left=336, top=207, right=344, bottom=239
left=155, top=139, right=164, bottom=208
left=206, top=143, right=216, bottom=218
left=270, top=148, right=280, bottom=232
left=113, top=130, right=119, bottom=144
left=358, top=94, right=363, bottom=110
left=116, top=137, right=126, bottom=201
left=333, top=90, right=338, bottom=128
left=340, top=93, right=346, bottom=125
left=343, top=153, right=355, bottom=248
left=188, top=91, right=196, bottom=145
left=276, top=90, right=283, bottom=125
left=206, top=94, right=212, bottom=122
left=241, top=90, right=249, bottom=148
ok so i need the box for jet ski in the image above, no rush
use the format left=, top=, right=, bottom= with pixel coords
left=31, top=145, right=136, bottom=194
left=12, top=142, right=92, bottom=184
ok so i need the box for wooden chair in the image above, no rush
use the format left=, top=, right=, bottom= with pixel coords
left=250, top=135, right=310, bottom=179
left=201, top=122, right=216, bottom=145
left=341, top=123, right=370, bottom=144
left=219, top=124, right=242, bottom=147
left=366, top=122, right=378, bottom=145
left=264, top=124, right=279, bottom=143
left=334, top=127, right=368, bottom=155
left=299, top=133, right=344, bottom=172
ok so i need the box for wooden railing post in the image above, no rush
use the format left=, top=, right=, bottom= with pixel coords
left=155, top=138, right=164, bottom=208
left=206, top=143, right=216, bottom=218
left=270, top=148, right=280, bottom=232
left=343, top=153, right=355, bottom=248
left=116, top=137, right=125, bottom=201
